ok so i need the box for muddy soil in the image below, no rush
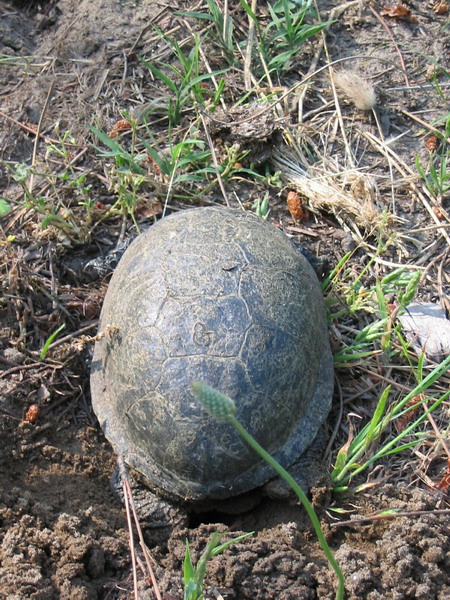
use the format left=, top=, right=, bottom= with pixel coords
left=1, top=1, right=450, bottom=599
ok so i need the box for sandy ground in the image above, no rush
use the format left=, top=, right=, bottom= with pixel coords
left=1, top=1, right=450, bottom=598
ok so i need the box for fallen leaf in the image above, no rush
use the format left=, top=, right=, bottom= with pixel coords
left=381, top=3, right=419, bottom=21
left=381, top=3, right=411, bottom=17
left=135, top=201, right=164, bottom=219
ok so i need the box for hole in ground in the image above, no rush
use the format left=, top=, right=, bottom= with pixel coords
left=188, top=509, right=238, bottom=529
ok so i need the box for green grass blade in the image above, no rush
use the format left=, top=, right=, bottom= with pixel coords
left=40, top=324, right=66, bottom=359
left=364, top=386, right=390, bottom=445
left=211, top=531, right=254, bottom=556
left=141, top=60, right=177, bottom=92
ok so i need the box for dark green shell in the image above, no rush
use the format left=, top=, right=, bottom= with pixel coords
left=90, top=207, right=333, bottom=501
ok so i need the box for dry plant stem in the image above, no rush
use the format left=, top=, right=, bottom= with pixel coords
left=46, top=322, right=99, bottom=351
left=370, top=108, right=397, bottom=209
left=422, top=400, right=450, bottom=461
left=407, top=224, right=450, bottom=234
left=323, top=66, right=355, bottom=168
left=244, top=0, right=258, bottom=91
left=297, top=0, right=361, bottom=122
left=367, top=4, right=410, bottom=87
left=314, top=0, right=358, bottom=167
left=324, top=374, right=345, bottom=461
left=127, top=6, right=169, bottom=55
left=0, top=109, right=64, bottom=146
left=207, top=54, right=385, bottom=128
left=361, top=130, right=450, bottom=245
left=29, top=81, right=54, bottom=193
left=331, top=509, right=450, bottom=528
left=401, top=109, right=450, bottom=145
left=199, top=111, right=230, bottom=206
left=0, top=361, right=64, bottom=379
left=120, top=458, right=139, bottom=600
left=118, top=457, right=163, bottom=600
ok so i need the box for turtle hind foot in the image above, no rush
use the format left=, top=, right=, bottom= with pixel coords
left=263, top=427, right=331, bottom=501
left=111, top=465, right=188, bottom=546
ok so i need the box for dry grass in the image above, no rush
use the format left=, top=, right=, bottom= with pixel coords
left=1, top=1, right=450, bottom=596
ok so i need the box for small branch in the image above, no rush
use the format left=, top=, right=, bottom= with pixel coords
left=0, top=108, right=66, bottom=146
left=367, top=4, right=410, bottom=87
left=118, top=457, right=163, bottom=600
left=330, top=508, right=450, bottom=528
left=199, top=111, right=230, bottom=206
left=244, top=0, right=258, bottom=91
left=401, top=109, right=450, bottom=145
left=29, top=81, right=55, bottom=192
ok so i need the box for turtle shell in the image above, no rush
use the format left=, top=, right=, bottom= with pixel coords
left=90, top=207, right=333, bottom=501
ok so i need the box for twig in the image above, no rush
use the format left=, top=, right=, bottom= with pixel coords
left=46, top=322, right=99, bottom=350
left=360, top=129, right=450, bottom=244
left=0, top=361, right=63, bottom=379
left=330, top=508, right=450, bottom=528
left=0, top=109, right=65, bottom=146
left=422, top=400, right=450, bottom=461
left=199, top=111, right=230, bottom=206
left=29, top=81, right=54, bottom=195
left=367, top=3, right=410, bottom=87
left=401, top=109, right=450, bottom=145
left=205, top=54, right=402, bottom=128
left=244, top=0, right=258, bottom=91
left=120, top=458, right=139, bottom=600
left=118, top=457, right=163, bottom=600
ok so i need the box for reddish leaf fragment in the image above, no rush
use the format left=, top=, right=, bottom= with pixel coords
left=432, top=205, right=444, bottom=220
left=381, top=3, right=418, bottom=21
left=436, top=460, right=450, bottom=491
left=425, top=135, right=438, bottom=152
left=433, top=1, right=448, bottom=15
left=381, top=3, right=410, bottom=17
left=108, top=119, right=132, bottom=138
left=24, top=404, right=41, bottom=424
left=135, top=202, right=163, bottom=219
left=146, top=155, right=162, bottom=176
left=286, top=190, right=308, bottom=222
left=394, top=396, right=421, bottom=433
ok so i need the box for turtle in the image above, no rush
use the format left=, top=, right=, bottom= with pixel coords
left=90, top=206, right=334, bottom=533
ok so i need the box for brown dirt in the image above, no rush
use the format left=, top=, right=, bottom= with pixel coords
left=1, top=1, right=450, bottom=599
